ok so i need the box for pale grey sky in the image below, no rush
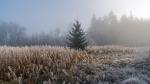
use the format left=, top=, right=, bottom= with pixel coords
left=0, top=0, right=150, bottom=34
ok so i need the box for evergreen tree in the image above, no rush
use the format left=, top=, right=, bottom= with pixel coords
left=67, top=20, right=88, bottom=50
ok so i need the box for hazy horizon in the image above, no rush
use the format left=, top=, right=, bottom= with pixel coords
left=1, top=0, right=150, bottom=34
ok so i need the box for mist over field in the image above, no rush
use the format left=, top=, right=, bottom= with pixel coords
left=1, top=12, right=150, bottom=46
left=1, top=0, right=150, bottom=46
left=88, top=12, right=150, bottom=46
left=1, top=0, right=150, bottom=84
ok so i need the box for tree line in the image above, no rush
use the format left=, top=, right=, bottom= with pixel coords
left=0, top=21, right=88, bottom=50
left=1, top=11, right=150, bottom=47
left=88, top=12, right=150, bottom=46
left=0, top=22, right=66, bottom=46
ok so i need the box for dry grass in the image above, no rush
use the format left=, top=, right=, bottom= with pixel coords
left=0, top=46, right=94, bottom=84
left=0, top=45, right=146, bottom=84
left=86, top=46, right=133, bottom=65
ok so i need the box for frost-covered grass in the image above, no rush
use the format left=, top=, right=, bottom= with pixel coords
left=0, top=45, right=150, bottom=84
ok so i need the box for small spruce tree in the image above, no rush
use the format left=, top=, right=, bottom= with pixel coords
left=67, top=20, right=88, bottom=50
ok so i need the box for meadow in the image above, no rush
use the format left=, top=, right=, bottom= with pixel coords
left=0, top=46, right=150, bottom=84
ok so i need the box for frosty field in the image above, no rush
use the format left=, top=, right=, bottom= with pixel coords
left=0, top=46, right=150, bottom=84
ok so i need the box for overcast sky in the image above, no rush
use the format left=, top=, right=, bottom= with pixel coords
left=0, top=0, right=150, bottom=34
